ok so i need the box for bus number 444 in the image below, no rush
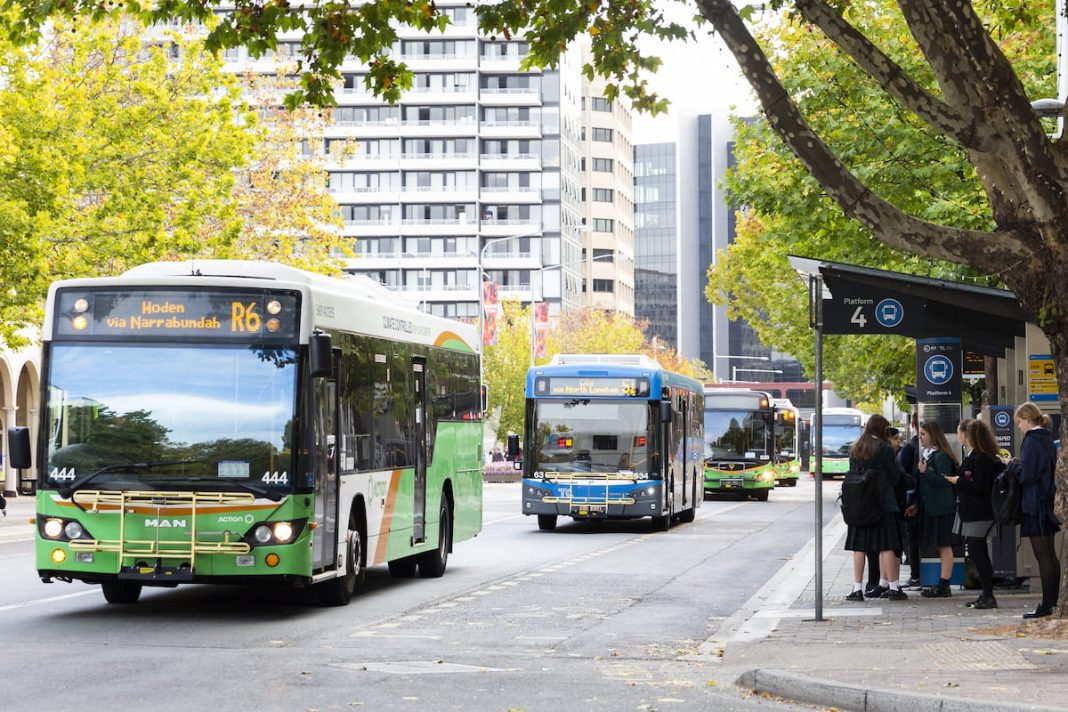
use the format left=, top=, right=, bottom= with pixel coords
left=261, top=471, right=288, bottom=485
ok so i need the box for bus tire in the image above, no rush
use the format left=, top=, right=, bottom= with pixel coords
left=752, top=489, right=770, bottom=502
left=418, top=498, right=451, bottom=578
left=677, top=506, right=696, bottom=523
left=101, top=580, right=142, bottom=604
left=318, top=515, right=365, bottom=606
left=537, top=514, right=557, bottom=531
left=387, top=556, right=418, bottom=578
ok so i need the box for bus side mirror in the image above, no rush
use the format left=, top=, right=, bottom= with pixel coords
left=659, top=401, right=672, bottom=423
left=309, top=332, right=333, bottom=377
left=506, top=433, right=520, bottom=460
left=480, top=384, right=489, bottom=412
left=7, top=426, right=31, bottom=469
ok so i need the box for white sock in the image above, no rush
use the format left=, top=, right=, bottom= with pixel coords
left=879, top=579, right=889, bottom=587
left=853, top=582, right=863, bottom=592
left=889, top=581, right=900, bottom=591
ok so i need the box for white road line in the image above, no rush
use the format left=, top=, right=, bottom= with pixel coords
left=0, top=589, right=98, bottom=613
left=482, top=514, right=524, bottom=526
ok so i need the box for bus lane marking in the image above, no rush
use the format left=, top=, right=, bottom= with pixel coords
left=0, top=589, right=98, bottom=613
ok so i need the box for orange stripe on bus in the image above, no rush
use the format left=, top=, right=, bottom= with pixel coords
left=373, top=470, right=402, bottom=564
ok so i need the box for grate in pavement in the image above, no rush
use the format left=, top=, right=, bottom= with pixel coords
left=916, top=640, right=1035, bottom=670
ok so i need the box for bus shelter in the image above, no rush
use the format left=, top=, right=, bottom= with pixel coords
left=787, top=255, right=1050, bottom=620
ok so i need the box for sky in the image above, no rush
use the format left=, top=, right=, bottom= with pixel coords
left=631, top=4, right=760, bottom=144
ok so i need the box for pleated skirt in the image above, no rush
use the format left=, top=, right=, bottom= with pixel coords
left=920, top=512, right=956, bottom=548
left=845, top=514, right=903, bottom=553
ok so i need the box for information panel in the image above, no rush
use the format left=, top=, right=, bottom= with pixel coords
left=540, top=377, right=649, bottom=398
left=54, top=288, right=301, bottom=341
left=1027, top=354, right=1058, bottom=403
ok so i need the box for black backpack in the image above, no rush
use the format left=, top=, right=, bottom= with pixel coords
left=991, top=459, right=1022, bottom=526
left=840, top=464, right=883, bottom=527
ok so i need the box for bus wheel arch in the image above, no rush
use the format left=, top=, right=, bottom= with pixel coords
left=418, top=489, right=452, bottom=578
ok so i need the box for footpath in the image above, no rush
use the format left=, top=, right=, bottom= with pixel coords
left=0, top=493, right=35, bottom=543
left=713, top=512, right=1068, bottom=712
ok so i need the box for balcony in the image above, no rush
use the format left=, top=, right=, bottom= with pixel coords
left=479, top=87, right=542, bottom=106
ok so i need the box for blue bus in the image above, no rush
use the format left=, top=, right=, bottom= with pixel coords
left=519, top=354, right=704, bottom=531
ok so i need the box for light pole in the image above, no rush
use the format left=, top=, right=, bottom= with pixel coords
left=530, top=250, right=616, bottom=366
left=711, top=354, right=769, bottom=382
left=731, top=367, right=784, bottom=382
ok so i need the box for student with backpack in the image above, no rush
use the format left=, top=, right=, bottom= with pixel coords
left=943, top=419, right=999, bottom=609
left=1015, top=402, right=1062, bottom=619
left=917, top=421, right=959, bottom=598
left=844, top=414, right=907, bottom=601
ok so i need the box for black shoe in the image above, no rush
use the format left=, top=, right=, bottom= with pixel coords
left=866, top=585, right=888, bottom=599
left=973, top=594, right=998, bottom=610
left=902, top=577, right=921, bottom=589
left=845, top=590, right=865, bottom=602
left=883, top=589, right=908, bottom=601
left=921, top=584, right=951, bottom=598
left=1023, top=604, right=1054, bottom=619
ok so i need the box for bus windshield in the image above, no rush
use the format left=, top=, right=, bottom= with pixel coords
left=821, top=425, right=861, bottom=457
left=704, top=410, right=770, bottom=460
left=531, top=400, right=649, bottom=474
left=775, top=419, right=796, bottom=457
left=44, top=343, right=297, bottom=491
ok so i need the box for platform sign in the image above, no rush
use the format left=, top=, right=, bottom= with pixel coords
left=916, top=338, right=961, bottom=403
left=990, top=405, right=1015, bottom=456
left=1028, top=354, right=1058, bottom=403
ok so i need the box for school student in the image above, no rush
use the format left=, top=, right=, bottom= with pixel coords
left=917, top=421, right=959, bottom=598
left=944, top=419, right=998, bottom=609
left=1014, top=402, right=1062, bottom=619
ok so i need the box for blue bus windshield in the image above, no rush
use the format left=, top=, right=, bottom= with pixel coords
left=531, top=400, right=649, bottom=474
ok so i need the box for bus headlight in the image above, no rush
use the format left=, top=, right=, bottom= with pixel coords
left=64, top=521, right=85, bottom=540
left=273, top=522, right=295, bottom=543
left=253, top=525, right=273, bottom=544
left=43, top=519, right=64, bottom=539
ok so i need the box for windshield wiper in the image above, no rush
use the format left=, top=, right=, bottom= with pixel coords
left=58, top=459, right=203, bottom=499
left=161, top=477, right=283, bottom=502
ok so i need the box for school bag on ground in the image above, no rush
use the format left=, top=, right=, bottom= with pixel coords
left=839, top=464, right=883, bottom=527
left=990, top=459, right=1021, bottom=526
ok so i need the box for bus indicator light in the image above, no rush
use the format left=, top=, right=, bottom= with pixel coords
left=266, top=318, right=281, bottom=333
left=557, top=436, right=573, bottom=448
left=51, top=548, right=66, bottom=564
left=266, top=299, right=282, bottom=315
left=265, top=553, right=280, bottom=567
left=71, top=315, right=88, bottom=331
left=633, top=436, right=646, bottom=446
left=73, top=298, right=89, bottom=312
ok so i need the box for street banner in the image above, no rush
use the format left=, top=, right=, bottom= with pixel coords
left=482, top=281, right=499, bottom=347
left=534, top=302, right=549, bottom=360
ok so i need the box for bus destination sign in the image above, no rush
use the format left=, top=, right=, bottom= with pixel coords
left=542, top=377, right=648, bottom=398
left=54, top=289, right=300, bottom=341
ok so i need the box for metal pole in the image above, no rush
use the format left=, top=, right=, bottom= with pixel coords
left=811, top=273, right=825, bottom=622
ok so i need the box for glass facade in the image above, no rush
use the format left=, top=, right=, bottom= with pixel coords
left=633, top=143, right=678, bottom=349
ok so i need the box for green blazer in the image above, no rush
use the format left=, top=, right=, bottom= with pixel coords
left=849, top=441, right=901, bottom=513
left=918, top=449, right=957, bottom=517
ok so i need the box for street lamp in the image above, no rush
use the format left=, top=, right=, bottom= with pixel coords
left=530, top=249, right=617, bottom=366
left=711, top=354, right=769, bottom=382
left=732, top=367, right=784, bottom=382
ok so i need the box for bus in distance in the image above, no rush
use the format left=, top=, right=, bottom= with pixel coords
left=520, top=354, right=704, bottom=532
left=771, top=398, right=801, bottom=487
left=8, top=260, right=483, bottom=606
left=703, top=388, right=777, bottom=501
left=815, top=406, right=866, bottom=477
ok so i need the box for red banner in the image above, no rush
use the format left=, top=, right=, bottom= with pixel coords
left=482, top=282, right=499, bottom=347
left=534, top=302, right=549, bottom=360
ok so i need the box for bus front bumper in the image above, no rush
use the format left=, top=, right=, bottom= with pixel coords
left=521, top=479, right=664, bottom=519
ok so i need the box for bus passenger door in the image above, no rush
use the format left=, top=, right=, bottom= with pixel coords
left=412, top=357, right=428, bottom=545
left=679, top=400, right=688, bottom=508
left=312, top=352, right=340, bottom=571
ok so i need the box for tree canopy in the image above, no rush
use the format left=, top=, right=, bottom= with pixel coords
left=709, top=0, right=1053, bottom=406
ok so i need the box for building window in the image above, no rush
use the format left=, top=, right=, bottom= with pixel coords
left=592, top=218, right=614, bottom=233
left=592, top=248, right=614, bottom=263
left=592, top=158, right=613, bottom=172
left=592, top=188, right=613, bottom=203
left=593, top=279, right=614, bottom=293
left=591, top=97, right=611, bottom=112
left=591, top=127, right=613, bottom=142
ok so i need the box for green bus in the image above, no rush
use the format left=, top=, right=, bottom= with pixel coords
left=8, top=260, right=483, bottom=605
left=702, top=388, right=777, bottom=501
left=771, top=398, right=801, bottom=486
left=815, top=407, right=865, bottom=477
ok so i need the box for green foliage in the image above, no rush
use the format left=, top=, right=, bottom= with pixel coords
left=484, top=300, right=534, bottom=440
left=0, top=17, right=254, bottom=347
left=711, top=1, right=1054, bottom=407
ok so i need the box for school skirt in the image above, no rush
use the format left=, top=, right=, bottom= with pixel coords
left=952, top=514, right=994, bottom=540
left=920, top=512, right=956, bottom=548
left=1020, top=509, right=1062, bottom=537
left=845, top=514, right=903, bottom=553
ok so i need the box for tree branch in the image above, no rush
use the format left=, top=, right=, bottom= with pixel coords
left=794, top=0, right=980, bottom=149
left=695, top=0, right=1026, bottom=274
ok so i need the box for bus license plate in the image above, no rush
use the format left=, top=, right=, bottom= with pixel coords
left=575, top=505, right=606, bottom=516
left=722, top=479, right=743, bottom=489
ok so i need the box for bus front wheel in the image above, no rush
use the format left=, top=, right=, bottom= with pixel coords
left=537, top=514, right=557, bottom=531
left=318, top=519, right=365, bottom=606
left=677, top=506, right=696, bottom=523
left=752, top=489, right=770, bottom=502
left=101, top=580, right=142, bottom=604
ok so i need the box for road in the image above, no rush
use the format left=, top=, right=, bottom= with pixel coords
left=0, top=480, right=836, bottom=711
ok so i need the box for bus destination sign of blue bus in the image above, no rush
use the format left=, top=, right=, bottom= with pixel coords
left=538, top=376, right=649, bottom=398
